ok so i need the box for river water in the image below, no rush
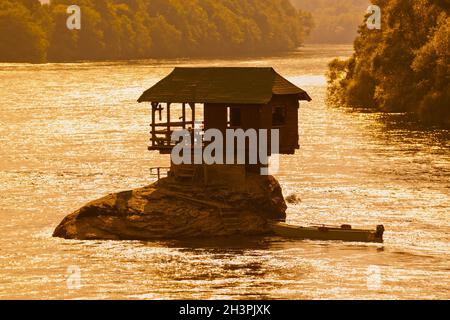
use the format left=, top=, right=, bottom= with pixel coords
left=0, top=45, right=449, bottom=299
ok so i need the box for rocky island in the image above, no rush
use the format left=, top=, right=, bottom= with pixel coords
left=53, top=174, right=287, bottom=240
left=54, top=67, right=311, bottom=241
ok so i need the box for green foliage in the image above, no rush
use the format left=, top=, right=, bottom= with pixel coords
left=327, top=0, right=450, bottom=126
left=0, top=0, right=313, bottom=62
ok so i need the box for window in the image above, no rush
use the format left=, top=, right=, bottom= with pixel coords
left=230, top=107, right=241, bottom=127
left=272, top=106, right=286, bottom=126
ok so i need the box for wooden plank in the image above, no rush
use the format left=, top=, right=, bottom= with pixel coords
left=166, top=102, right=171, bottom=143
left=153, top=121, right=194, bottom=127
left=148, top=146, right=173, bottom=151
left=151, top=129, right=174, bottom=134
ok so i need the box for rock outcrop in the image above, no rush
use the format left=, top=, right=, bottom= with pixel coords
left=53, top=175, right=287, bottom=240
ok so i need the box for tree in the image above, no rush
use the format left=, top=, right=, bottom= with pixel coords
left=0, top=0, right=47, bottom=63
left=327, top=0, right=450, bottom=126
left=1, top=0, right=313, bottom=62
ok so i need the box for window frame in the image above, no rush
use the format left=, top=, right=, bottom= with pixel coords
left=272, top=105, right=287, bottom=127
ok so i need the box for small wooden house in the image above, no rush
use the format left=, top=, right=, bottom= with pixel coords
left=138, top=67, right=311, bottom=183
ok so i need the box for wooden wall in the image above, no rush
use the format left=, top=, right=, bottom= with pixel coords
left=202, top=95, right=300, bottom=169
left=268, top=95, right=300, bottom=154
left=204, top=103, right=227, bottom=133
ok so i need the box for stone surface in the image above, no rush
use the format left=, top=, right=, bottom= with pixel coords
left=53, top=175, right=287, bottom=240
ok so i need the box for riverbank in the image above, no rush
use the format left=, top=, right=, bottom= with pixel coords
left=326, top=2, right=449, bottom=128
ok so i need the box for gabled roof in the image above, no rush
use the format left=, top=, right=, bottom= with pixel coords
left=138, top=67, right=311, bottom=104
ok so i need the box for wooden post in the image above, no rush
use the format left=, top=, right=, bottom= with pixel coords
left=190, top=103, right=195, bottom=147
left=191, top=102, right=196, bottom=124
left=158, top=104, right=163, bottom=121
left=151, top=103, right=157, bottom=147
left=167, top=103, right=171, bottom=146
left=182, top=103, right=186, bottom=129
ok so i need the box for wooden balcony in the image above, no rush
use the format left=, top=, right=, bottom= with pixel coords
left=149, top=102, right=201, bottom=154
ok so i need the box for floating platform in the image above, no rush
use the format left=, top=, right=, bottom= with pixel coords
left=272, top=222, right=385, bottom=243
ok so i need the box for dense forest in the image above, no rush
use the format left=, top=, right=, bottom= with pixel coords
left=0, top=0, right=312, bottom=62
left=291, top=0, right=369, bottom=43
left=327, top=0, right=450, bottom=126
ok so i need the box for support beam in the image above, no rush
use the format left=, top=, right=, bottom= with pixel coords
left=189, top=102, right=196, bottom=146
left=166, top=103, right=171, bottom=146
left=182, top=103, right=186, bottom=129
left=158, top=104, right=163, bottom=120
left=151, top=102, right=157, bottom=147
left=152, top=121, right=194, bottom=127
